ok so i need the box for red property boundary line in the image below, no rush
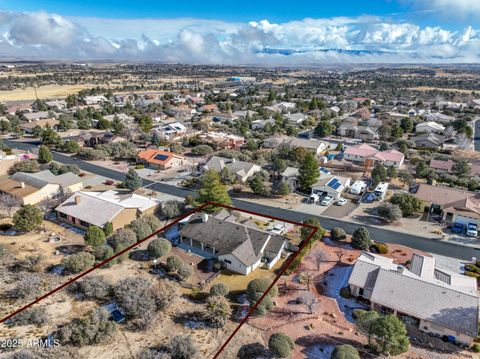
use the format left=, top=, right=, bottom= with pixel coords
left=0, top=201, right=317, bottom=359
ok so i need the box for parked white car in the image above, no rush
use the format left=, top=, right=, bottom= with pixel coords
left=320, top=196, right=333, bottom=206
left=269, top=223, right=285, bottom=235
left=466, top=223, right=478, bottom=237
left=336, top=198, right=348, bottom=206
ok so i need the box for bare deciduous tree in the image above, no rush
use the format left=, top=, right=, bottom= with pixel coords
left=0, top=193, right=21, bottom=217
left=311, top=249, right=326, bottom=271
left=299, top=291, right=317, bottom=314
left=457, top=133, right=470, bottom=150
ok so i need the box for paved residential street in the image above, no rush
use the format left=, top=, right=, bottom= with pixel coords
left=5, top=140, right=478, bottom=261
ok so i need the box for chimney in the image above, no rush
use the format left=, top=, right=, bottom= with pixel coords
left=74, top=196, right=81, bottom=205
left=201, top=213, right=209, bottom=223
left=20, top=182, right=25, bottom=189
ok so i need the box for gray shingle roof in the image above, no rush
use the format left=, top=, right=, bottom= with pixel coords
left=371, top=270, right=479, bottom=338
left=180, top=214, right=284, bottom=267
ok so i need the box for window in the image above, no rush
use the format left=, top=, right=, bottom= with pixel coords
left=224, top=259, right=232, bottom=264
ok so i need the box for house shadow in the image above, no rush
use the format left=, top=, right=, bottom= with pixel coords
left=56, top=244, right=85, bottom=255
left=296, top=334, right=365, bottom=357
left=237, top=342, right=273, bottom=359
left=128, top=249, right=150, bottom=261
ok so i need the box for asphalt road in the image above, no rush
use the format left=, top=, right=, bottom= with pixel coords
left=5, top=139, right=478, bottom=261
left=475, top=119, right=480, bottom=151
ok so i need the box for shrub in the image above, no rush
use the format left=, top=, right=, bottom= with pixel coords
left=84, top=226, right=106, bottom=248
left=371, top=242, right=389, bottom=254
left=177, top=265, right=194, bottom=281
left=339, top=287, right=351, bottom=298
left=209, top=283, right=229, bottom=297
left=166, top=255, right=183, bottom=273
left=161, top=200, right=184, bottom=219
left=150, top=279, right=180, bottom=310
left=169, top=335, right=197, bottom=359
left=330, top=344, right=360, bottom=359
left=103, top=222, right=114, bottom=237
left=268, top=332, right=295, bottom=358
left=351, top=227, right=372, bottom=250
left=473, top=343, right=480, bottom=353
left=13, top=205, right=44, bottom=231
left=9, top=159, right=40, bottom=174
left=115, top=277, right=156, bottom=320
left=9, top=307, right=47, bottom=327
left=330, top=227, right=347, bottom=241
left=62, top=252, right=95, bottom=273
left=464, top=264, right=480, bottom=274
left=390, top=193, right=424, bottom=217
left=129, top=215, right=161, bottom=241
left=464, top=271, right=480, bottom=278
left=109, top=228, right=136, bottom=252
left=58, top=308, right=117, bottom=346
left=93, top=245, right=115, bottom=266
left=69, top=276, right=113, bottom=301
left=147, top=239, right=171, bottom=259
left=191, top=144, right=214, bottom=155
left=11, top=276, right=42, bottom=300
left=247, top=278, right=278, bottom=298
left=206, top=295, right=232, bottom=328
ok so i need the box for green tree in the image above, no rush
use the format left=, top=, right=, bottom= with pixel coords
left=276, top=181, right=291, bottom=196
left=147, top=238, right=171, bottom=259
left=351, top=227, right=372, bottom=250
left=249, top=171, right=271, bottom=196
left=370, top=314, right=410, bottom=355
left=378, top=203, right=402, bottom=223
left=298, top=152, right=319, bottom=192
left=103, top=222, right=114, bottom=237
left=124, top=168, right=142, bottom=191
left=386, top=165, right=397, bottom=179
left=209, top=283, right=229, bottom=297
left=300, top=217, right=326, bottom=243
left=58, top=114, right=74, bottom=131
left=314, top=120, right=333, bottom=137
left=331, top=227, right=347, bottom=241
left=38, top=145, right=53, bottom=163
left=97, top=117, right=110, bottom=130
left=452, top=158, right=470, bottom=177
left=62, top=140, right=81, bottom=153
left=390, top=193, right=424, bottom=217
left=41, top=125, right=61, bottom=145
left=13, top=205, right=43, bottom=231
left=138, top=115, right=153, bottom=132
left=400, top=118, right=414, bottom=133
left=166, top=255, right=183, bottom=272
left=84, top=226, right=106, bottom=248
left=111, top=115, right=125, bottom=134
left=330, top=345, right=360, bottom=359
left=415, top=160, right=429, bottom=178
left=371, top=163, right=387, bottom=182
left=398, top=170, right=413, bottom=186
left=268, top=332, right=295, bottom=358
left=62, top=252, right=95, bottom=273
left=198, top=169, right=232, bottom=212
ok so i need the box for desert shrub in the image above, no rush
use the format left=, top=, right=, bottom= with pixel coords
left=94, top=245, right=115, bottom=265
left=247, top=278, right=278, bottom=298
left=191, top=144, right=213, bottom=155
left=58, top=308, right=116, bottom=346
left=177, top=265, right=194, bottom=281
left=147, top=239, right=171, bottom=259
left=330, top=227, right=347, bottom=241
left=13, top=205, right=44, bottom=232
left=168, top=335, right=197, bottom=359
left=209, top=283, right=229, bottom=297
left=84, top=226, right=106, bottom=248
left=69, top=276, right=113, bottom=301
left=150, top=279, right=180, bottom=310
left=339, top=286, right=351, bottom=298
left=246, top=278, right=278, bottom=315
left=268, top=332, right=295, bottom=358
left=109, top=228, right=136, bottom=252
left=10, top=276, right=42, bottom=300
left=129, top=215, right=161, bottom=241
left=114, top=277, right=156, bottom=320
left=137, top=350, right=172, bottom=359
left=473, top=343, right=480, bottom=353
left=9, top=307, right=47, bottom=327
left=206, top=295, right=232, bottom=328
left=371, top=242, right=389, bottom=254
left=166, top=255, right=183, bottom=273
left=331, top=344, right=360, bottom=359
left=9, top=159, right=40, bottom=174
left=62, top=252, right=95, bottom=273
left=161, top=200, right=184, bottom=219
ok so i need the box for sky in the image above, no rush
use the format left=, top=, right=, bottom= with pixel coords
left=0, top=0, right=479, bottom=64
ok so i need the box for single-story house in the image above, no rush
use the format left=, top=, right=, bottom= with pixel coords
left=429, top=159, right=455, bottom=175
left=202, top=156, right=261, bottom=183
left=20, top=119, right=60, bottom=134
left=415, top=121, right=445, bottom=134
left=22, top=111, right=51, bottom=121
left=284, top=113, right=307, bottom=125
left=283, top=137, right=329, bottom=156
left=233, top=110, right=258, bottom=119
left=344, top=144, right=404, bottom=168
left=104, top=113, right=135, bottom=124
left=179, top=213, right=286, bottom=275
left=11, top=170, right=83, bottom=194
left=251, top=117, right=275, bottom=130
left=413, top=133, right=445, bottom=149
left=137, top=149, right=185, bottom=170
left=154, top=122, right=187, bottom=140
left=311, top=173, right=351, bottom=200
left=211, top=112, right=239, bottom=124
left=337, top=123, right=379, bottom=141
left=56, top=190, right=160, bottom=231
left=45, top=100, right=67, bottom=109
left=84, top=95, right=108, bottom=105
left=199, top=132, right=245, bottom=149
left=349, top=252, right=479, bottom=346
left=281, top=167, right=299, bottom=190
left=414, top=183, right=480, bottom=226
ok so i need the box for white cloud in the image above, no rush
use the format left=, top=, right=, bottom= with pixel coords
left=411, top=0, right=480, bottom=17
left=0, top=10, right=479, bottom=64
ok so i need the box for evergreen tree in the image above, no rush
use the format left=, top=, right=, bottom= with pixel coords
left=111, top=115, right=125, bottom=134
left=84, top=226, right=106, bottom=249
left=298, top=152, right=319, bottom=192
left=38, top=145, right=53, bottom=163
left=198, top=169, right=232, bottom=212
left=13, top=205, right=44, bottom=231
left=124, top=168, right=142, bottom=191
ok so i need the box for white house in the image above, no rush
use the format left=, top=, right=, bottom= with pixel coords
left=179, top=214, right=286, bottom=275
left=311, top=173, right=351, bottom=200
left=415, top=121, right=445, bottom=134
left=349, top=252, right=479, bottom=346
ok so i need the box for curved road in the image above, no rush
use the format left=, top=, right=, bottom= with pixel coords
left=6, top=140, right=478, bottom=261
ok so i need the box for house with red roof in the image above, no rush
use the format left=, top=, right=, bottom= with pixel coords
left=344, top=143, right=404, bottom=168
left=137, top=149, right=185, bottom=170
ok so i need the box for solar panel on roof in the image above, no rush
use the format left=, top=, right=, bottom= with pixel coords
left=154, top=154, right=170, bottom=161
left=327, top=178, right=342, bottom=190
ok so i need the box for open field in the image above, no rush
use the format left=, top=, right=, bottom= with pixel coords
left=407, top=86, right=479, bottom=94
left=0, top=84, right=99, bottom=101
